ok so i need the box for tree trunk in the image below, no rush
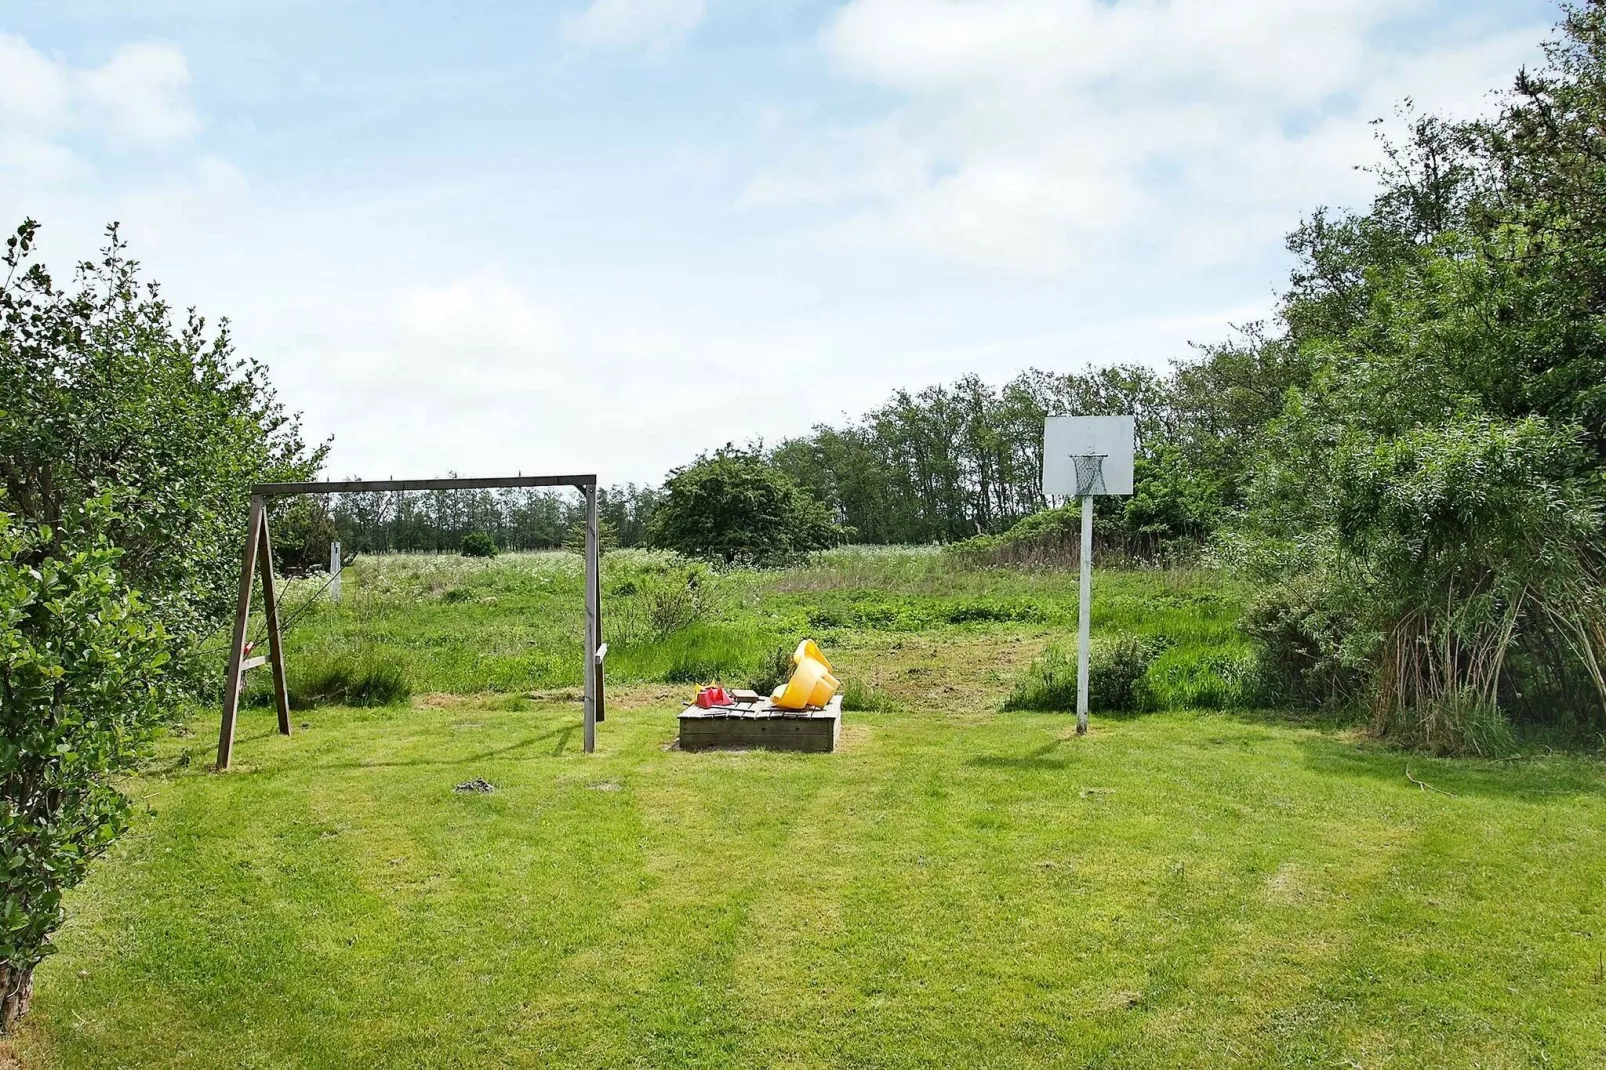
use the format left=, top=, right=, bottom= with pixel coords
left=0, top=963, right=33, bottom=1034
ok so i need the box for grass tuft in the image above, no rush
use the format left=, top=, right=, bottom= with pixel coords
left=247, top=653, right=411, bottom=709
left=840, top=675, right=898, bottom=712
left=747, top=644, right=794, bottom=695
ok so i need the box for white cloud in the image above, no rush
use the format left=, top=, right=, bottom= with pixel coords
left=0, top=34, right=71, bottom=133
left=742, top=0, right=1547, bottom=274
left=76, top=42, right=200, bottom=145
left=564, top=0, right=707, bottom=49
left=0, top=35, right=199, bottom=183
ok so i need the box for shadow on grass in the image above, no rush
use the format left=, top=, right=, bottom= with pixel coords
left=1202, top=706, right=1606, bottom=801
left=1197, top=705, right=1606, bottom=801
left=964, top=736, right=1074, bottom=771
left=307, top=724, right=576, bottom=771
left=1293, top=735, right=1606, bottom=801
left=552, top=725, right=577, bottom=756
left=999, top=704, right=1606, bottom=801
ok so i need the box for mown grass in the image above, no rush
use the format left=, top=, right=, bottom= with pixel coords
left=14, top=548, right=1606, bottom=1067
left=16, top=682, right=1606, bottom=1067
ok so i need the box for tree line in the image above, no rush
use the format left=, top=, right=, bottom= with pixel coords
left=302, top=359, right=1207, bottom=562
left=294, top=483, right=659, bottom=561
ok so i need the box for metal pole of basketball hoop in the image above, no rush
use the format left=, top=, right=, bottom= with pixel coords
left=1076, top=488, right=1094, bottom=734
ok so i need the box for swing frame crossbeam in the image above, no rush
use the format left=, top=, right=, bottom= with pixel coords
left=216, top=474, right=605, bottom=770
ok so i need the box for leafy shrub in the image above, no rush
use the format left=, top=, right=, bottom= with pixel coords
left=0, top=220, right=324, bottom=692
left=460, top=532, right=498, bottom=558
left=272, top=496, right=338, bottom=576
left=1003, top=634, right=1160, bottom=713
left=0, top=220, right=321, bottom=1032
left=1240, top=571, right=1367, bottom=709
left=1091, top=634, right=1160, bottom=712
left=1235, top=414, right=1606, bottom=751
left=0, top=502, right=170, bottom=1031
left=946, top=495, right=1206, bottom=570
left=610, top=566, right=713, bottom=643
left=644, top=579, right=701, bottom=636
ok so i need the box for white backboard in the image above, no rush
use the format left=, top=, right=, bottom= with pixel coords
left=1042, top=415, right=1135, bottom=497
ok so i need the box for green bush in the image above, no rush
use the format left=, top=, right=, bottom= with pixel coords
left=607, top=562, right=719, bottom=645
left=272, top=497, right=338, bottom=575
left=460, top=532, right=498, bottom=558
left=0, top=220, right=324, bottom=692
left=1240, top=572, right=1366, bottom=709
left=1003, top=635, right=1160, bottom=713
left=0, top=502, right=170, bottom=1031
left=0, top=219, right=321, bottom=1032
left=649, top=446, right=842, bottom=566
left=1091, top=634, right=1160, bottom=712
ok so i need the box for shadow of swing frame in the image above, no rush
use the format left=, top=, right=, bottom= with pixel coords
left=215, top=474, right=607, bottom=770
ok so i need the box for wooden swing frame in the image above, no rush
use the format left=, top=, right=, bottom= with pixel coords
left=216, top=474, right=606, bottom=770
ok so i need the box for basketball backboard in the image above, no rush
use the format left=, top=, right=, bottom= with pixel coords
left=1042, top=416, right=1135, bottom=497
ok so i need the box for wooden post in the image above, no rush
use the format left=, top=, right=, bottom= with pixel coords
left=1076, top=493, right=1094, bottom=735
left=256, top=511, right=293, bottom=737
left=217, top=497, right=265, bottom=770
left=593, top=526, right=605, bottom=725
left=329, top=539, right=342, bottom=603
left=582, top=483, right=599, bottom=754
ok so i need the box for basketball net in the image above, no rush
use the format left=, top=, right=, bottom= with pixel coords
left=1072, top=454, right=1107, bottom=497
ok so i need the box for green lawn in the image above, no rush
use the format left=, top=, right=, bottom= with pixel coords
left=10, top=551, right=1606, bottom=1067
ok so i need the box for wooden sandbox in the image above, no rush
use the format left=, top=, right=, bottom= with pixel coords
left=678, top=695, right=842, bottom=753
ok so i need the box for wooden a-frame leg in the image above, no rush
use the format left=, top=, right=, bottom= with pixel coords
left=217, top=498, right=265, bottom=770
left=257, top=511, right=293, bottom=737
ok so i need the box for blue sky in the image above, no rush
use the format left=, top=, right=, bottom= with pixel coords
left=0, top=0, right=1564, bottom=483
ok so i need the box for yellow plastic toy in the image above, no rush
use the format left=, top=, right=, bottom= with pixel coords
left=771, top=639, right=840, bottom=710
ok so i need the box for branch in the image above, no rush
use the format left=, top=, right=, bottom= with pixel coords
left=1405, top=765, right=1456, bottom=797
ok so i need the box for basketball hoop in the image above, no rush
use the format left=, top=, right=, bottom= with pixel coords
left=1041, top=417, right=1136, bottom=736
left=1071, top=454, right=1108, bottom=498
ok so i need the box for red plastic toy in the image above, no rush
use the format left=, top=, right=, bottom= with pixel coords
left=694, top=685, right=731, bottom=708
